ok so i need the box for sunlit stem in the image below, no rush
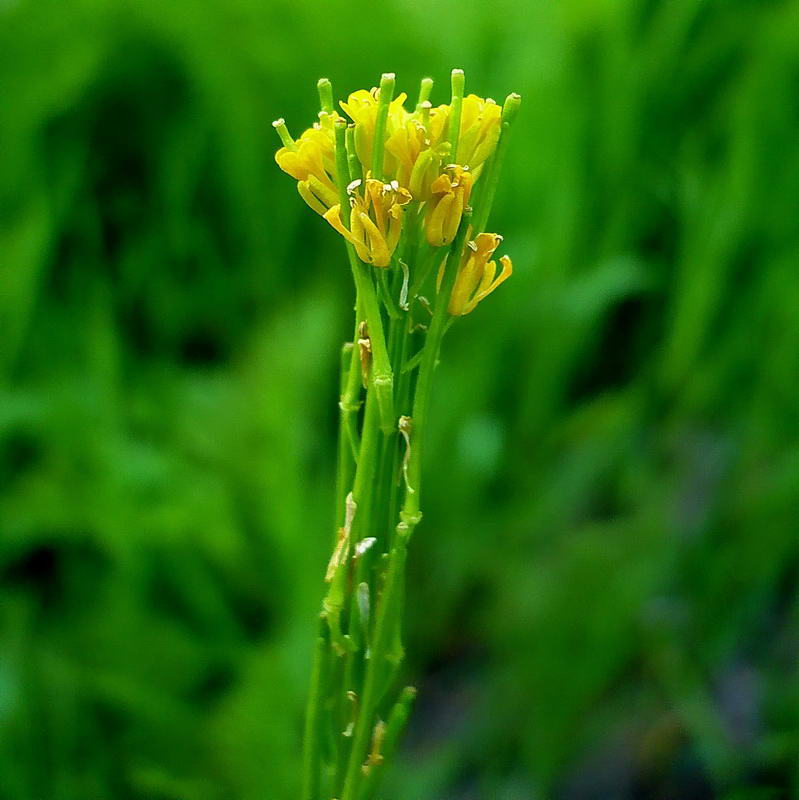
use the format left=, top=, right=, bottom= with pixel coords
left=300, top=624, right=329, bottom=800
left=345, top=125, right=363, bottom=184
left=471, top=92, right=522, bottom=235
left=371, top=72, right=395, bottom=181
left=271, top=118, right=294, bottom=149
left=356, top=687, right=417, bottom=800
left=317, top=77, right=334, bottom=114
left=334, top=119, right=395, bottom=433
left=415, top=77, right=433, bottom=110
left=447, top=69, right=465, bottom=163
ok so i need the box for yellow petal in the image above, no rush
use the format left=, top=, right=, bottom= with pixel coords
left=340, top=90, right=377, bottom=125
left=448, top=244, right=481, bottom=315
left=393, top=186, right=412, bottom=207
left=307, top=175, right=339, bottom=210
left=358, top=212, right=391, bottom=267
left=408, top=149, right=438, bottom=199
left=430, top=173, right=453, bottom=195
left=323, top=204, right=361, bottom=249
left=426, top=193, right=453, bottom=246
left=443, top=187, right=464, bottom=245
left=298, top=180, right=330, bottom=216
left=385, top=204, right=405, bottom=254
left=349, top=211, right=372, bottom=263
left=473, top=232, right=503, bottom=260
left=276, top=148, right=305, bottom=181
left=469, top=254, right=513, bottom=312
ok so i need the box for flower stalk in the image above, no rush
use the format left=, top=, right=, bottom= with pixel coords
left=274, top=69, right=519, bottom=800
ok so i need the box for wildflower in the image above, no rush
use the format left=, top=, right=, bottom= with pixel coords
left=274, top=118, right=339, bottom=215
left=422, top=95, right=500, bottom=175
left=385, top=112, right=427, bottom=189
left=324, top=178, right=412, bottom=267
left=273, top=74, right=519, bottom=277
left=276, top=71, right=521, bottom=797
left=457, top=95, right=502, bottom=173
left=444, top=232, right=512, bottom=315
left=340, top=88, right=409, bottom=178
left=425, top=165, right=473, bottom=247
left=407, top=142, right=448, bottom=203
left=424, top=103, right=451, bottom=150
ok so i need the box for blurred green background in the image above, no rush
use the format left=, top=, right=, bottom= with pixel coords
left=2, top=0, right=799, bottom=797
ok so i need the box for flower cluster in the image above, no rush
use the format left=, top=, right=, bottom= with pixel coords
left=280, top=72, right=521, bottom=799
left=274, top=71, right=519, bottom=315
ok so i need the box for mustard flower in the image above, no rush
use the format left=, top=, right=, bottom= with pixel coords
left=424, top=165, right=473, bottom=247
left=324, top=178, right=412, bottom=267
left=444, top=232, right=513, bottom=315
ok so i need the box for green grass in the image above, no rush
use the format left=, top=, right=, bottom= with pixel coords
left=2, top=0, right=799, bottom=797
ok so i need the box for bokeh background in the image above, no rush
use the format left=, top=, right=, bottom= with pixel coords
left=3, top=0, right=799, bottom=797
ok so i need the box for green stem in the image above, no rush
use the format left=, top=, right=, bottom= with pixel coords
left=336, top=383, right=383, bottom=787
left=356, top=686, right=417, bottom=800
left=448, top=69, right=465, bottom=164
left=371, top=73, right=395, bottom=181
left=388, top=317, right=412, bottom=529
left=346, top=125, right=363, bottom=184
left=301, top=626, right=329, bottom=800
left=372, top=311, right=403, bottom=552
left=340, top=219, right=471, bottom=800
left=401, top=215, right=471, bottom=525
left=415, top=77, right=433, bottom=110
left=408, top=244, right=448, bottom=306
left=377, top=266, right=401, bottom=319
left=471, top=93, right=522, bottom=234
left=340, top=532, right=408, bottom=800
left=272, top=117, right=295, bottom=149
left=340, top=309, right=364, bottom=465
left=336, top=342, right=358, bottom=540
left=317, top=78, right=334, bottom=114
left=335, top=120, right=395, bottom=433
left=351, top=389, right=381, bottom=560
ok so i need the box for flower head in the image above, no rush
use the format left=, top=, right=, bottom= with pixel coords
left=274, top=117, right=339, bottom=215
left=444, top=232, right=513, bottom=315
left=424, top=165, right=474, bottom=247
left=457, top=95, right=502, bottom=172
left=324, top=179, right=412, bottom=267
left=273, top=72, right=519, bottom=296
left=385, top=112, right=427, bottom=189
left=340, top=88, right=409, bottom=179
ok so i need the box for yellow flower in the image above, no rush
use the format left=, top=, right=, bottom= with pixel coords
left=385, top=114, right=427, bottom=189
left=457, top=94, right=501, bottom=171
left=426, top=104, right=450, bottom=149
left=340, top=89, right=408, bottom=177
left=423, top=95, right=500, bottom=174
left=275, top=120, right=339, bottom=215
left=444, top=232, right=512, bottom=315
left=425, top=165, right=473, bottom=246
left=323, top=178, right=412, bottom=267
